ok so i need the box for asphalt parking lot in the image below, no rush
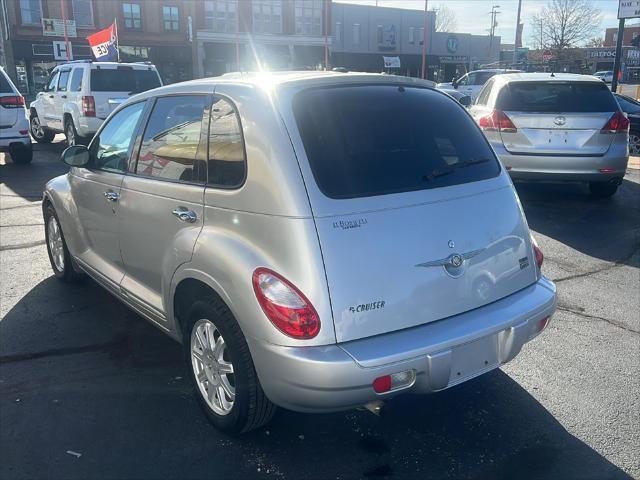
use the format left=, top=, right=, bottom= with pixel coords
left=1, top=138, right=639, bottom=480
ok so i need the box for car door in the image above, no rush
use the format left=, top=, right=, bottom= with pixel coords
left=69, top=100, right=147, bottom=292
left=118, top=94, right=210, bottom=323
left=50, top=67, right=71, bottom=130
left=40, top=70, right=59, bottom=130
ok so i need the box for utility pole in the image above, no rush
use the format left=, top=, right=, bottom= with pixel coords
left=488, top=5, right=500, bottom=58
left=512, top=0, right=522, bottom=67
left=421, top=0, right=428, bottom=79
left=612, top=17, right=625, bottom=93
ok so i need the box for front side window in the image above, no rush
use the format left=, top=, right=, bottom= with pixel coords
left=90, top=101, right=146, bottom=173
left=136, top=95, right=208, bottom=183
left=204, top=0, right=236, bottom=32
left=69, top=68, right=83, bottom=92
left=163, top=6, right=180, bottom=31
left=71, top=0, right=93, bottom=27
left=46, top=72, right=59, bottom=92
left=208, top=97, right=245, bottom=188
left=474, top=72, right=495, bottom=85
left=20, top=0, right=41, bottom=25
left=57, top=70, right=70, bottom=91
left=253, top=0, right=282, bottom=34
left=123, top=3, right=142, bottom=29
left=293, top=85, right=500, bottom=199
left=457, top=73, right=473, bottom=86
left=294, top=0, right=322, bottom=36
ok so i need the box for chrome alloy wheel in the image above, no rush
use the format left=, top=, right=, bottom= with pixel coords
left=31, top=116, right=45, bottom=139
left=191, top=319, right=235, bottom=415
left=630, top=132, right=640, bottom=156
left=66, top=122, right=75, bottom=146
left=47, top=215, right=65, bottom=272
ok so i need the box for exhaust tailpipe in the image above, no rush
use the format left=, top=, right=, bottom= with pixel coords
left=363, top=399, right=386, bottom=417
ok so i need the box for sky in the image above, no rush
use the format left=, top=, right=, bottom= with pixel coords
left=334, top=0, right=626, bottom=47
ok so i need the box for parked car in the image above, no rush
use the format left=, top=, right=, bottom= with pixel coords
left=613, top=92, right=640, bottom=155
left=593, top=70, right=613, bottom=83
left=437, top=69, right=521, bottom=101
left=44, top=72, right=557, bottom=434
left=29, top=60, right=162, bottom=146
left=0, top=66, right=32, bottom=164
left=469, top=72, right=629, bottom=198
left=440, top=88, right=472, bottom=107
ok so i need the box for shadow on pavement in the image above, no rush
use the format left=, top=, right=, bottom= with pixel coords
left=515, top=177, right=640, bottom=266
left=0, top=139, right=67, bottom=202
left=0, top=277, right=631, bottom=479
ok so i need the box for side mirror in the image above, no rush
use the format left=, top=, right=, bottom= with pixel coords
left=452, top=79, right=458, bottom=89
left=62, top=145, right=89, bottom=167
left=459, top=95, right=472, bottom=107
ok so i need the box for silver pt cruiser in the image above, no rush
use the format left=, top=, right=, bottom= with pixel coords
left=43, top=72, right=557, bottom=434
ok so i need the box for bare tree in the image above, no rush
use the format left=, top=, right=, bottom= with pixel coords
left=531, top=0, right=602, bottom=54
left=585, top=37, right=604, bottom=47
left=430, top=3, right=458, bottom=32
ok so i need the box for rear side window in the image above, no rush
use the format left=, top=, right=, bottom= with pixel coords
left=90, top=68, right=161, bottom=93
left=208, top=96, right=246, bottom=188
left=57, top=70, right=70, bottom=91
left=136, top=95, right=208, bottom=183
left=69, top=68, right=83, bottom=92
left=476, top=78, right=494, bottom=105
left=0, top=72, right=13, bottom=93
left=293, top=85, right=501, bottom=199
left=497, top=81, right=619, bottom=113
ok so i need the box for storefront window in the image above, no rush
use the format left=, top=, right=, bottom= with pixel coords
left=123, top=3, right=142, bottom=29
left=163, top=6, right=180, bottom=31
left=204, top=0, right=236, bottom=33
left=72, top=0, right=93, bottom=27
left=15, top=61, right=29, bottom=94
left=20, top=0, right=42, bottom=26
left=253, top=0, right=282, bottom=34
left=294, top=0, right=322, bottom=36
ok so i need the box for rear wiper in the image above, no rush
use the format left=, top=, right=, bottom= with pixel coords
left=422, top=158, right=492, bottom=181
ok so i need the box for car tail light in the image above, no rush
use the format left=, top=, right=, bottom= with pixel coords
left=19, top=129, right=28, bottom=135
left=601, top=111, right=629, bottom=133
left=373, top=370, right=416, bottom=394
left=82, top=96, right=96, bottom=117
left=252, top=268, right=320, bottom=339
left=536, top=316, right=550, bottom=333
left=478, top=110, right=517, bottom=133
left=0, top=95, right=25, bottom=108
left=530, top=234, right=544, bottom=269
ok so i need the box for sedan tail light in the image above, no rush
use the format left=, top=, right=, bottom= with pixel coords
left=0, top=95, right=25, bottom=108
left=601, top=111, right=629, bottom=133
left=530, top=234, right=544, bottom=269
left=478, top=110, right=517, bottom=133
left=82, top=96, right=96, bottom=117
left=252, top=268, right=320, bottom=339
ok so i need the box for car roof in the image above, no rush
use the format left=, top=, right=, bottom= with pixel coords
left=129, top=70, right=437, bottom=101
left=54, top=61, right=156, bottom=70
left=492, top=72, right=605, bottom=83
left=466, top=69, right=522, bottom=74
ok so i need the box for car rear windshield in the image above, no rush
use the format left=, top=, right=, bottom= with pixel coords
left=90, top=68, right=161, bottom=93
left=0, top=73, right=13, bottom=93
left=497, top=81, right=618, bottom=113
left=293, top=85, right=500, bottom=199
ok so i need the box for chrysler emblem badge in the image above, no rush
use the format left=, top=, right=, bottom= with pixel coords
left=450, top=254, right=463, bottom=268
left=448, top=240, right=455, bottom=249
left=554, top=115, right=566, bottom=126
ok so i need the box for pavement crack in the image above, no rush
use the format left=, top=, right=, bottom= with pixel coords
left=552, top=246, right=640, bottom=284
left=0, top=203, right=41, bottom=210
left=0, top=240, right=46, bottom=251
left=0, top=223, right=45, bottom=228
left=0, top=334, right=127, bottom=364
left=557, top=305, right=640, bottom=335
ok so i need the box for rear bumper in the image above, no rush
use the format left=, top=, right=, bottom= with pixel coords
left=247, top=276, right=557, bottom=413
left=0, top=134, right=31, bottom=150
left=75, top=116, right=102, bottom=137
left=493, top=147, right=628, bottom=182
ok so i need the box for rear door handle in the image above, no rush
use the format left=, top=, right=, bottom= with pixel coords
left=61, top=95, right=67, bottom=99
left=103, top=191, right=119, bottom=202
left=172, top=207, right=197, bottom=223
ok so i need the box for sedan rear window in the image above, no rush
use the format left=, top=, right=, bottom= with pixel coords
left=497, top=81, right=618, bottom=113
left=293, top=85, right=500, bottom=199
left=90, top=68, right=161, bottom=93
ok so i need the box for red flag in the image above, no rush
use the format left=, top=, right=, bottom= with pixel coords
left=87, top=22, right=118, bottom=61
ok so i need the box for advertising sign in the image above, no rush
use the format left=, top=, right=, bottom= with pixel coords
left=42, top=18, right=77, bottom=37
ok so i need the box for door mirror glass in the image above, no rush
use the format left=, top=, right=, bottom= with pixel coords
left=62, top=145, right=89, bottom=167
left=459, top=95, right=472, bottom=107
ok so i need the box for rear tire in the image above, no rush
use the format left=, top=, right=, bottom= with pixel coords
left=9, top=143, right=33, bottom=165
left=183, top=298, right=276, bottom=434
left=44, top=204, right=85, bottom=283
left=64, top=117, right=87, bottom=146
left=589, top=181, right=619, bottom=198
left=30, top=113, right=54, bottom=143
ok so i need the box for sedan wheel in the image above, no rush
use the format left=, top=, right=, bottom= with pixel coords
left=629, top=131, right=640, bottom=156
left=191, top=318, right=236, bottom=416
left=47, top=215, right=65, bottom=272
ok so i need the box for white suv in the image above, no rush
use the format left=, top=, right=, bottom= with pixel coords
left=0, top=66, right=32, bottom=164
left=29, top=61, right=162, bottom=146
